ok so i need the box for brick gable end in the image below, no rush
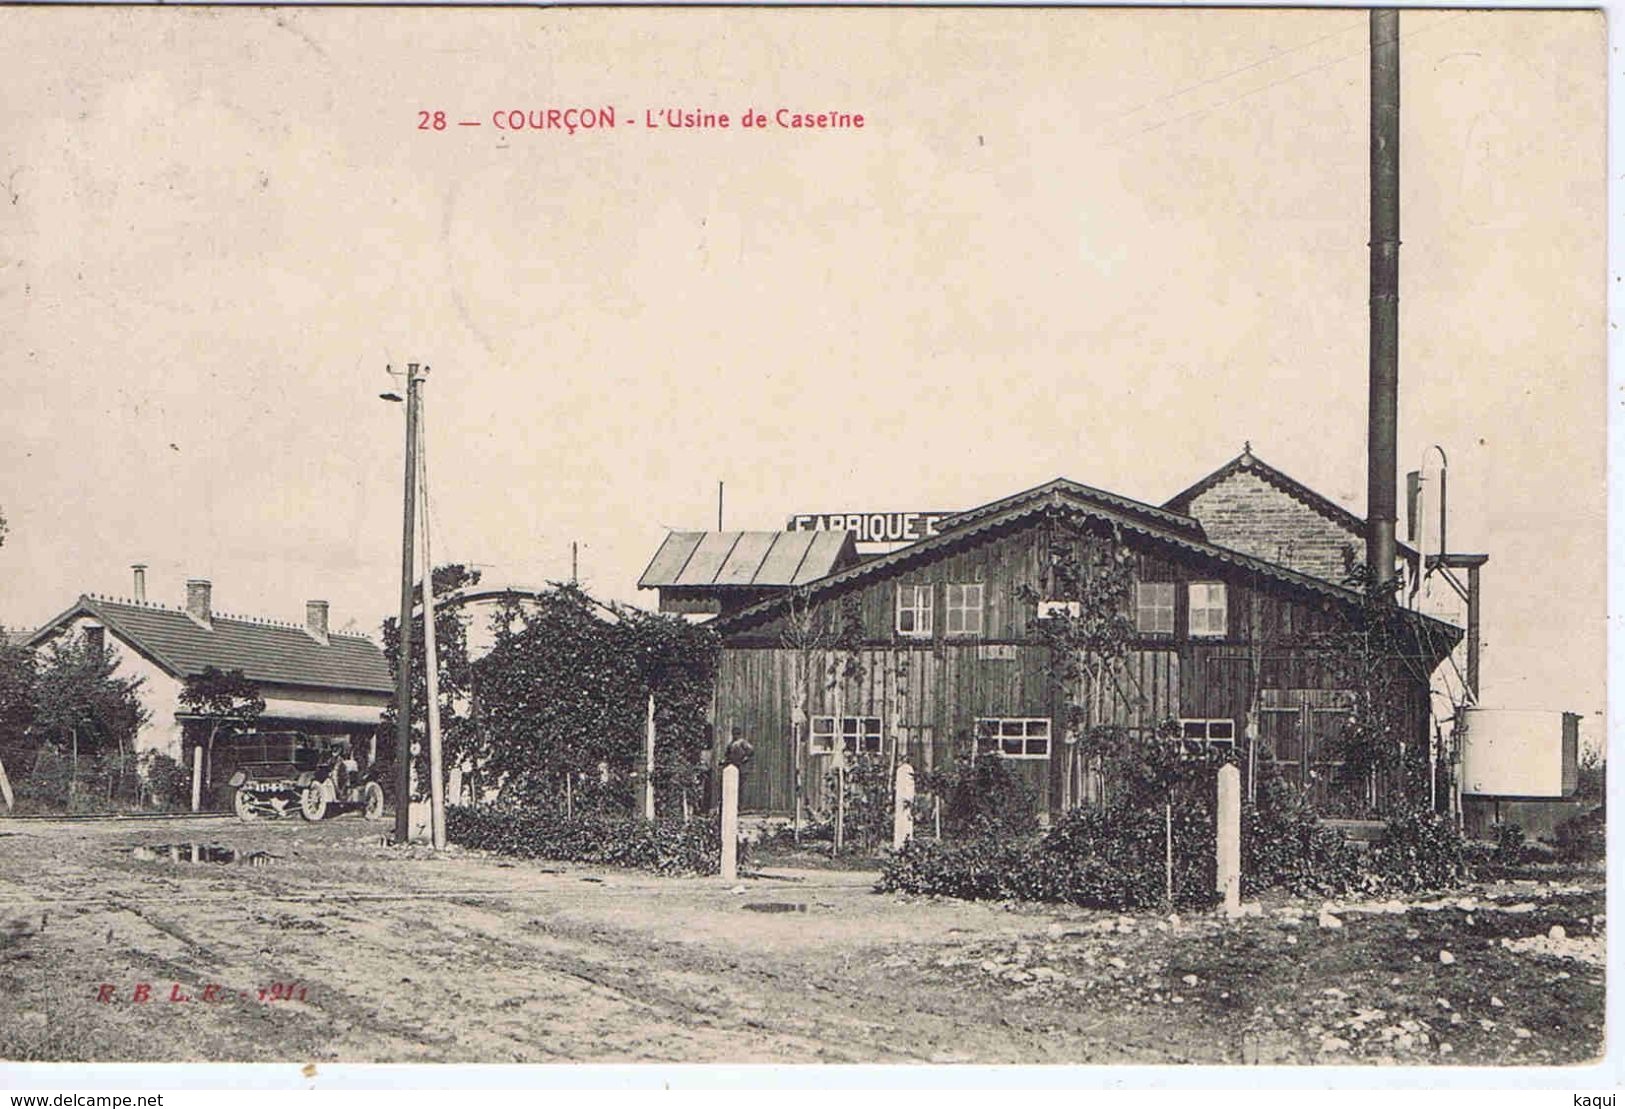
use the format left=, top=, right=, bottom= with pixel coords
left=1184, top=470, right=1359, bottom=585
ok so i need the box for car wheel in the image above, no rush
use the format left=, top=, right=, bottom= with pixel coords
left=299, top=784, right=328, bottom=822
left=234, top=788, right=257, bottom=823
left=362, top=782, right=386, bottom=821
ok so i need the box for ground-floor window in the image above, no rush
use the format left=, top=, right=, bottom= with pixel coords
left=975, top=717, right=1051, bottom=759
left=809, top=715, right=883, bottom=756
left=1176, top=718, right=1236, bottom=755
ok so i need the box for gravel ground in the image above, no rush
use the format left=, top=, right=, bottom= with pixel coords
left=0, top=815, right=1605, bottom=1066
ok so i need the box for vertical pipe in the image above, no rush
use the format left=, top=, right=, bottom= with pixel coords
left=1367, top=9, right=1401, bottom=591
left=393, top=367, right=419, bottom=843
left=717, top=481, right=724, bottom=531
left=1466, top=563, right=1481, bottom=702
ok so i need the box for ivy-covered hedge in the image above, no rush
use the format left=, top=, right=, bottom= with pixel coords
left=878, top=803, right=1220, bottom=910
left=878, top=798, right=1471, bottom=909
left=1241, top=780, right=1362, bottom=897
left=446, top=803, right=731, bottom=876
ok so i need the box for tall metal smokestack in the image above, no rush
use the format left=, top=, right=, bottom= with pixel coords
left=1367, top=9, right=1400, bottom=592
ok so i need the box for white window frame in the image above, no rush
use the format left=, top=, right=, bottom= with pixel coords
left=1188, top=582, right=1228, bottom=637
left=1134, top=582, right=1176, bottom=635
left=974, top=717, right=1052, bottom=760
left=896, top=584, right=933, bottom=638
left=1176, top=718, right=1237, bottom=753
left=809, top=715, right=838, bottom=756
left=810, top=715, right=883, bottom=756
left=945, top=582, right=984, bottom=636
left=841, top=716, right=884, bottom=756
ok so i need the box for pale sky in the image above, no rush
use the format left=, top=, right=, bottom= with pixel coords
left=0, top=7, right=1605, bottom=722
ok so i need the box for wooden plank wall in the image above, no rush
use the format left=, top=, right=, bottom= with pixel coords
left=713, top=511, right=1449, bottom=815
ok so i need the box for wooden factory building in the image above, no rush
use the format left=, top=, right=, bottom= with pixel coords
left=644, top=453, right=1462, bottom=819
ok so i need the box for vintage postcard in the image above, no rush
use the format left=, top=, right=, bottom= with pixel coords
left=0, top=2, right=1609, bottom=1086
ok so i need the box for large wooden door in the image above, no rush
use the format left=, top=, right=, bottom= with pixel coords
left=1259, top=689, right=1356, bottom=811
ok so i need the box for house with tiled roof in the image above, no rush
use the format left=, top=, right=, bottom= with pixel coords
left=25, top=574, right=392, bottom=787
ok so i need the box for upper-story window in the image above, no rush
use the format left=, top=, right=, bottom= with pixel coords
left=896, top=584, right=933, bottom=637
left=1134, top=582, right=1175, bottom=635
left=1188, top=582, right=1228, bottom=637
left=945, top=583, right=984, bottom=636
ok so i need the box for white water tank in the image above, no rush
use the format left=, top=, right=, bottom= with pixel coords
left=1460, top=708, right=1579, bottom=799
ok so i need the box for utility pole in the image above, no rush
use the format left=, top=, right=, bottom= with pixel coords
left=417, top=377, right=447, bottom=851
left=389, top=364, right=422, bottom=844
left=1367, top=9, right=1401, bottom=592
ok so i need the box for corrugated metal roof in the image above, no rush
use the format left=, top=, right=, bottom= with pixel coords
left=713, top=532, right=777, bottom=585
left=794, top=531, right=850, bottom=585
left=28, top=596, right=394, bottom=694
left=754, top=530, right=817, bottom=583
left=638, top=530, right=856, bottom=589
left=677, top=532, right=744, bottom=586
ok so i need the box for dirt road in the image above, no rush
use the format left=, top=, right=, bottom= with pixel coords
left=0, top=816, right=1604, bottom=1066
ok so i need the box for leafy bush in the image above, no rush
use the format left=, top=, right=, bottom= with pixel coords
left=916, top=756, right=1039, bottom=840
left=1554, top=803, right=1605, bottom=864
left=823, top=754, right=895, bottom=852
left=1366, top=807, right=1468, bottom=891
left=1489, top=821, right=1528, bottom=866
left=878, top=836, right=1035, bottom=901
left=879, top=801, right=1218, bottom=910
left=882, top=783, right=1468, bottom=908
left=1242, top=777, right=1362, bottom=897
left=138, top=750, right=191, bottom=810
left=446, top=803, right=731, bottom=876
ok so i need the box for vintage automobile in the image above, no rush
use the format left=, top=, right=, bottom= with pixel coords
left=224, top=731, right=386, bottom=822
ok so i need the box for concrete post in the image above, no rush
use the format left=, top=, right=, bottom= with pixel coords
left=892, top=763, right=915, bottom=850
left=643, top=693, right=657, bottom=820
left=191, top=744, right=204, bottom=812
left=1217, top=763, right=1241, bottom=913
left=720, top=764, right=740, bottom=881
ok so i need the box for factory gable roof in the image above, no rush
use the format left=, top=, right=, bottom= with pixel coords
left=714, top=481, right=1461, bottom=647
left=26, top=595, right=393, bottom=694
left=938, top=477, right=1206, bottom=539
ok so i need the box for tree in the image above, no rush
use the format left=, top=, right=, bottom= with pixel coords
left=1305, top=559, right=1458, bottom=815
left=0, top=636, right=34, bottom=748
left=1017, top=515, right=1146, bottom=810
left=178, top=666, right=265, bottom=790
left=779, top=587, right=865, bottom=838
left=471, top=583, right=719, bottom=816
left=0, top=635, right=32, bottom=811
left=30, top=635, right=149, bottom=808
left=380, top=563, right=481, bottom=800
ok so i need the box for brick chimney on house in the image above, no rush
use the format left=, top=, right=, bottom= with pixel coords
left=131, top=564, right=147, bottom=602
left=186, top=579, right=213, bottom=628
left=305, top=600, right=330, bottom=646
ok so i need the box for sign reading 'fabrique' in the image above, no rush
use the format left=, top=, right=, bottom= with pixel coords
left=786, top=511, right=956, bottom=544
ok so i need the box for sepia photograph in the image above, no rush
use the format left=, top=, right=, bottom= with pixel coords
left=0, top=2, right=1610, bottom=1081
